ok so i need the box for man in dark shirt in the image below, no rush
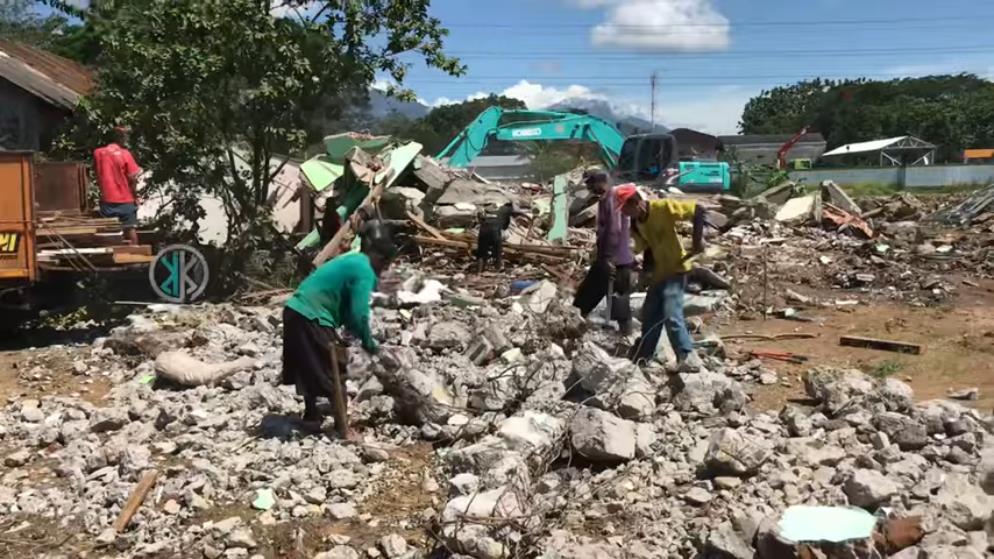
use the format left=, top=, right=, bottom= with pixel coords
left=572, top=169, right=634, bottom=334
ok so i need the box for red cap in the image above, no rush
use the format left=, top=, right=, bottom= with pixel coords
left=613, top=184, right=639, bottom=210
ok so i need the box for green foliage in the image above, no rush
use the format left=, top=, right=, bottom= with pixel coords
left=52, top=0, right=461, bottom=274
left=869, top=360, right=903, bottom=379
left=740, top=75, right=994, bottom=162
left=525, top=142, right=595, bottom=183
left=0, top=0, right=96, bottom=62
left=377, top=94, right=526, bottom=155
left=837, top=182, right=899, bottom=198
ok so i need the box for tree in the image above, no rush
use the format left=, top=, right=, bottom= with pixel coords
left=739, top=74, right=994, bottom=161
left=0, top=0, right=95, bottom=60
left=420, top=94, right=526, bottom=154
left=55, top=0, right=462, bottom=258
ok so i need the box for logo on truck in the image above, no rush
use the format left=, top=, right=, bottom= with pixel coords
left=511, top=128, right=542, bottom=138
left=0, top=232, right=20, bottom=257
left=149, top=244, right=210, bottom=303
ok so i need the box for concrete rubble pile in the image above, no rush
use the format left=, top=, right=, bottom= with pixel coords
left=713, top=183, right=994, bottom=309
left=3, top=271, right=994, bottom=558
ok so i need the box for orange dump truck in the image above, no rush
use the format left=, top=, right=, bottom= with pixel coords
left=0, top=152, right=173, bottom=322
left=0, top=151, right=38, bottom=289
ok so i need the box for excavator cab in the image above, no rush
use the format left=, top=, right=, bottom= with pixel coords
left=615, top=134, right=678, bottom=182
left=615, top=133, right=730, bottom=193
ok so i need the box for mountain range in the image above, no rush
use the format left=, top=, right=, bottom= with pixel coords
left=362, top=89, right=669, bottom=134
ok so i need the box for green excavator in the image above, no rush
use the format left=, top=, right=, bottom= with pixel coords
left=436, top=106, right=730, bottom=192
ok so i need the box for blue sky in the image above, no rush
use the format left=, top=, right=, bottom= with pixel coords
left=46, top=1, right=994, bottom=134
left=390, top=0, right=994, bottom=133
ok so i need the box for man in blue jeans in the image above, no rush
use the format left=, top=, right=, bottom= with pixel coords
left=616, top=186, right=707, bottom=370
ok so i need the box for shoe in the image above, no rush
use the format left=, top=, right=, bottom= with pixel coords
left=676, top=351, right=704, bottom=373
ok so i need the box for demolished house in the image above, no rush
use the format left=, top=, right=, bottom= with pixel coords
left=4, top=119, right=994, bottom=559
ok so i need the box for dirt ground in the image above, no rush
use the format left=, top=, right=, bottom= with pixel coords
left=725, top=278, right=994, bottom=413
left=2, top=271, right=994, bottom=557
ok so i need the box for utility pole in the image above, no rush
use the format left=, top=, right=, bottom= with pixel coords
left=650, top=71, right=658, bottom=131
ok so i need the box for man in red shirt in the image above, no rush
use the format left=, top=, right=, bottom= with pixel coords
left=94, top=126, right=142, bottom=244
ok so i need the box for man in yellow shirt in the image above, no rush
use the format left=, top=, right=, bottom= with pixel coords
left=616, top=186, right=706, bottom=369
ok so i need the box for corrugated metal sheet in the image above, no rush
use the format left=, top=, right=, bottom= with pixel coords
left=0, top=40, right=94, bottom=110
left=822, top=137, right=917, bottom=157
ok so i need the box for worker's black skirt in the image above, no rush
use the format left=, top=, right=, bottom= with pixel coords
left=573, top=260, right=632, bottom=325
left=281, top=307, right=346, bottom=401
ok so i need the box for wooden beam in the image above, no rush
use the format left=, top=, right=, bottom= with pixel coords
left=406, top=211, right=446, bottom=240
left=839, top=335, right=923, bottom=355
left=311, top=169, right=394, bottom=268
left=412, top=235, right=570, bottom=264
left=112, top=245, right=153, bottom=256
left=113, top=253, right=155, bottom=265
left=113, top=470, right=159, bottom=533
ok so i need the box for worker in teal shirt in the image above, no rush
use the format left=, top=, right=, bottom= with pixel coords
left=281, top=222, right=397, bottom=432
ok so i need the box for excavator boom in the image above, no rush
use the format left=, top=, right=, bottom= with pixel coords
left=437, top=107, right=625, bottom=169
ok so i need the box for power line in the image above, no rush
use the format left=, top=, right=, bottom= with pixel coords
left=440, top=15, right=994, bottom=29
left=443, top=44, right=994, bottom=59
left=405, top=70, right=990, bottom=82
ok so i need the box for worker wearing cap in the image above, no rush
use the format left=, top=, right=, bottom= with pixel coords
left=573, top=169, right=634, bottom=334
left=94, top=126, right=142, bottom=245
left=281, top=221, right=397, bottom=438
left=616, top=186, right=706, bottom=370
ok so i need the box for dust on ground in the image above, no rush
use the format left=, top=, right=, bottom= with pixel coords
left=0, top=347, right=111, bottom=407
left=728, top=279, right=994, bottom=412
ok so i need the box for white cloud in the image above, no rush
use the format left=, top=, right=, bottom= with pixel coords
left=570, top=0, right=731, bottom=52
left=416, top=79, right=750, bottom=134
left=501, top=80, right=606, bottom=108
left=371, top=79, right=395, bottom=92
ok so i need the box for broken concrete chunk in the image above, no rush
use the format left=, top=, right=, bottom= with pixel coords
left=934, top=473, right=994, bottom=531
left=821, top=180, right=862, bottom=216
left=873, top=412, right=928, bottom=451
left=90, top=407, right=130, bottom=433
left=4, top=450, right=30, bottom=467
left=672, top=373, right=746, bottom=416
left=570, top=408, right=636, bottom=462
left=425, top=320, right=472, bottom=351
left=844, top=469, right=899, bottom=508
left=775, top=194, right=818, bottom=223
left=327, top=502, right=358, bottom=520
left=804, top=368, right=874, bottom=416
left=497, top=411, right=564, bottom=458
left=521, top=280, right=558, bottom=314
left=705, top=521, right=753, bottom=559
left=616, top=377, right=655, bottom=420
left=441, top=486, right=526, bottom=524
left=704, top=428, right=772, bottom=477
left=313, top=546, right=361, bottom=559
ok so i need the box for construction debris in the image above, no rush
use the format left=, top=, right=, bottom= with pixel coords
left=839, top=335, right=924, bottom=355
left=7, top=139, right=994, bottom=558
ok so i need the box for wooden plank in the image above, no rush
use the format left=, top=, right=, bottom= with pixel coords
left=36, top=226, right=100, bottom=236
left=839, top=335, right=923, bottom=355
left=444, top=234, right=579, bottom=256
left=113, top=470, right=158, bottom=533
left=413, top=235, right=569, bottom=264
left=36, top=233, right=124, bottom=248
left=406, top=211, right=446, bottom=240
left=112, top=245, right=153, bottom=256
left=113, top=253, right=155, bottom=264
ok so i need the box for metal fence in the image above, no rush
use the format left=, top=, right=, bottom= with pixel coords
left=789, top=164, right=994, bottom=189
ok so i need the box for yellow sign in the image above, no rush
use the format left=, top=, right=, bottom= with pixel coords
left=0, top=232, right=21, bottom=257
